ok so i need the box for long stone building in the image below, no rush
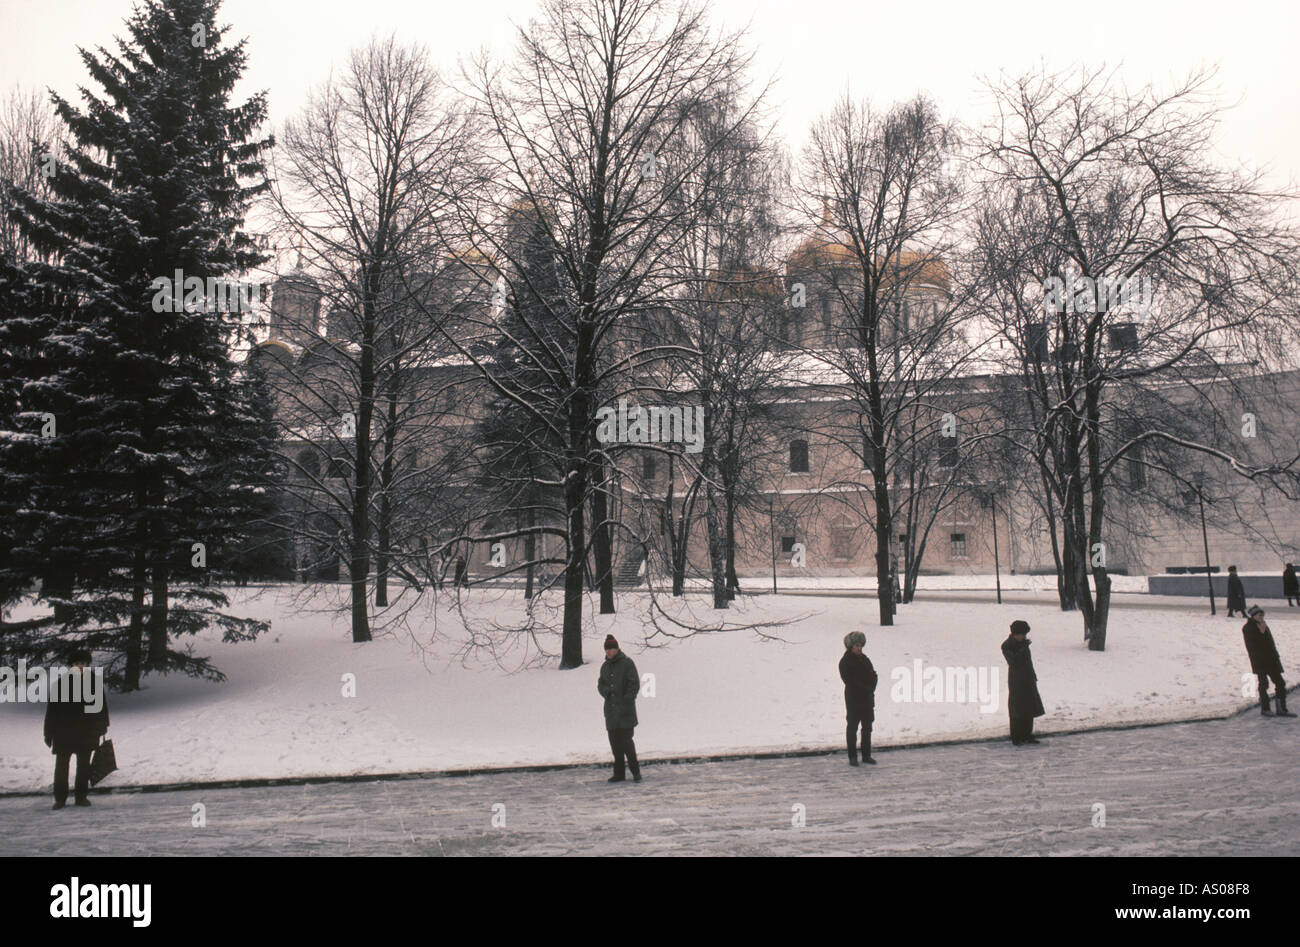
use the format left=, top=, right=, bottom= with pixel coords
left=242, top=231, right=1300, bottom=591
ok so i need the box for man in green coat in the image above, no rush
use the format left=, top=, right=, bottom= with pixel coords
left=597, top=634, right=641, bottom=782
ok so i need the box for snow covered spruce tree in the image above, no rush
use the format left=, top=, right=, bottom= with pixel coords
left=2, top=0, right=277, bottom=688
left=971, top=66, right=1300, bottom=650
left=459, top=0, right=752, bottom=668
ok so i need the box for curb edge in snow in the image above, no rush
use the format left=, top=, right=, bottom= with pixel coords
left=1, top=696, right=1286, bottom=800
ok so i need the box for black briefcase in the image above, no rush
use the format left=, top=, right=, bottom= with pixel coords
left=89, top=739, right=117, bottom=786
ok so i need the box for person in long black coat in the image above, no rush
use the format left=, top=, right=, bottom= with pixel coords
left=597, top=634, right=641, bottom=782
left=43, top=650, right=109, bottom=809
left=1226, top=565, right=1247, bottom=617
left=838, top=631, right=878, bottom=766
left=1282, top=563, right=1298, bottom=607
left=1243, top=606, right=1294, bottom=716
left=1001, top=620, right=1045, bottom=745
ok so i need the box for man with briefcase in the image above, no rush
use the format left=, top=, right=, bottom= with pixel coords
left=43, top=649, right=111, bottom=809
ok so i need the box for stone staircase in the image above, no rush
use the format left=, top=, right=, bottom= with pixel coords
left=614, top=546, right=647, bottom=587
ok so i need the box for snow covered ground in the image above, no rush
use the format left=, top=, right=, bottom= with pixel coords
left=0, top=585, right=1294, bottom=793
left=1, top=711, right=1294, bottom=856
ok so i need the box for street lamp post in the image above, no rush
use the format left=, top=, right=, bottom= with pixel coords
left=991, top=491, right=1003, bottom=605
left=769, top=496, right=778, bottom=594
left=1196, top=476, right=1215, bottom=615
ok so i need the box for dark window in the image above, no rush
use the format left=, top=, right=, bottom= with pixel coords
left=1025, top=321, right=1049, bottom=363
left=326, top=455, right=350, bottom=479
left=821, top=295, right=832, bottom=335
left=781, top=535, right=797, bottom=554
left=938, top=433, right=959, bottom=469
left=642, top=453, right=656, bottom=481
left=789, top=439, right=809, bottom=473
left=1128, top=442, right=1147, bottom=489
left=950, top=533, right=967, bottom=558
left=862, top=433, right=877, bottom=470
left=1108, top=322, right=1139, bottom=353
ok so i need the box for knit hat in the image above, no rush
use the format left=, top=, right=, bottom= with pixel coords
left=1248, top=605, right=1264, bottom=618
left=843, top=631, right=866, bottom=649
left=603, top=635, right=618, bottom=650
left=1010, top=620, right=1031, bottom=635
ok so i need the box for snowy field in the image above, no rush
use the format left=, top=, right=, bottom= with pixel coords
left=0, top=585, right=1294, bottom=793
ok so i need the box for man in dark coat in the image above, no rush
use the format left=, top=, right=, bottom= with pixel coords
left=1282, top=564, right=1298, bottom=607
left=1226, top=565, right=1247, bottom=618
left=597, top=635, right=641, bottom=782
left=1243, top=605, right=1294, bottom=716
left=1001, top=620, right=1045, bottom=745
left=838, top=631, right=878, bottom=766
left=453, top=554, right=468, bottom=589
left=43, top=650, right=109, bottom=809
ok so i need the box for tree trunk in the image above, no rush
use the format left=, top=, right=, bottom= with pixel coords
left=123, top=543, right=148, bottom=692
left=145, top=560, right=168, bottom=670
left=590, top=459, right=615, bottom=614
left=561, top=459, right=586, bottom=669
left=375, top=389, right=397, bottom=609
left=723, top=489, right=739, bottom=599
left=524, top=504, right=536, bottom=601
left=705, top=481, right=728, bottom=609
left=870, top=426, right=894, bottom=626
left=350, top=269, right=377, bottom=644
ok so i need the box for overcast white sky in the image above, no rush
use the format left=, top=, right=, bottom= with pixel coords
left=1, top=0, right=1297, bottom=190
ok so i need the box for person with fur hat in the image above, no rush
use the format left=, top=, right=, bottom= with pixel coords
left=1243, top=606, right=1294, bottom=717
left=838, top=631, right=878, bottom=766
left=1001, top=620, right=1045, bottom=745
left=597, top=634, right=642, bottom=781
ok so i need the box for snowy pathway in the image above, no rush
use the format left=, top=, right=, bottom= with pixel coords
left=2, top=712, right=1295, bottom=856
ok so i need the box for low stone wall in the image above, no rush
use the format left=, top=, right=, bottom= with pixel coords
left=1148, top=574, right=1291, bottom=599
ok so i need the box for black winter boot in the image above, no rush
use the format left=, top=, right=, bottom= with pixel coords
left=1276, top=693, right=1297, bottom=717
left=1261, top=692, right=1275, bottom=716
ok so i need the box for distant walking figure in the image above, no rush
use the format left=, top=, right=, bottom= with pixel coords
left=838, top=631, right=878, bottom=766
left=1283, top=563, right=1298, bottom=607
left=597, top=635, right=641, bottom=782
left=1226, top=565, right=1247, bottom=618
left=453, top=554, right=468, bottom=589
left=44, top=650, right=109, bottom=809
left=1243, top=606, right=1294, bottom=717
left=1001, top=620, right=1045, bottom=746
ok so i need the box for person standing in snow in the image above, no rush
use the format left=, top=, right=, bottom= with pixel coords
left=1002, top=620, right=1045, bottom=746
left=1243, top=606, right=1294, bottom=717
left=1226, top=565, right=1247, bottom=618
left=453, top=554, right=468, bottom=589
left=838, top=631, right=878, bottom=766
left=597, top=634, right=641, bottom=782
left=1282, top=563, right=1298, bottom=607
left=44, top=650, right=109, bottom=809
